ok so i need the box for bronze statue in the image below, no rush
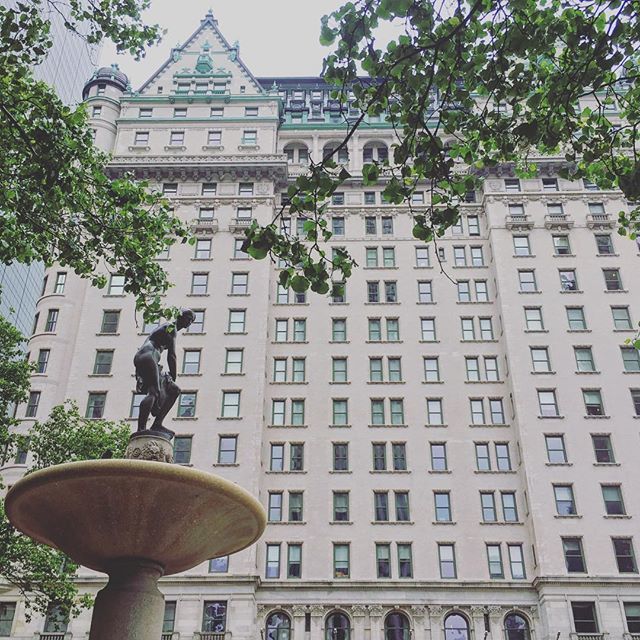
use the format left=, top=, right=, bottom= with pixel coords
left=133, top=309, right=195, bottom=438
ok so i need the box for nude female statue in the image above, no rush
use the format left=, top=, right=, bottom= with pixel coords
left=133, top=309, right=195, bottom=438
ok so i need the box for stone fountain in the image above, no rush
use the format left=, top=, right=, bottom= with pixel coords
left=5, top=432, right=266, bottom=639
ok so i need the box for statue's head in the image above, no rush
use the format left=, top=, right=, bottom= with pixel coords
left=176, top=308, right=196, bottom=330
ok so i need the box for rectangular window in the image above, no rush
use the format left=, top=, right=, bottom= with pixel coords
left=574, top=347, right=595, bottom=372
left=430, top=443, right=447, bottom=471
left=538, top=390, right=559, bottom=417
left=224, top=349, right=243, bottom=375
left=487, top=544, right=504, bottom=578
left=466, top=357, right=480, bottom=381
left=475, top=280, right=488, bottom=301
left=173, top=107, right=187, bottom=118
left=265, top=544, right=281, bottom=578
left=426, top=398, right=444, bottom=425
left=268, top=492, right=283, bottom=522
left=93, top=350, right=113, bottom=375
left=418, top=281, right=433, bottom=303
left=567, top=306, right=586, bottom=330
left=287, top=543, right=302, bottom=578
left=505, top=178, right=521, bottom=192
left=191, top=273, right=209, bottom=295
left=513, top=236, right=531, bottom=256
left=457, top=280, right=471, bottom=301
left=508, top=544, right=526, bottom=579
left=208, top=556, right=229, bottom=573
left=54, top=272, right=66, bottom=294
left=554, top=485, right=576, bottom=515
left=101, top=310, right=120, bottom=334
left=438, top=543, right=456, bottom=578
left=169, top=131, right=184, bottom=146
left=632, top=389, right=640, bottom=416
left=563, top=537, right=586, bottom=572
left=332, top=318, right=347, bottom=342
left=480, top=492, right=497, bottom=522
left=592, top=434, right=614, bottom=463
left=559, top=269, right=578, bottom=291
left=231, top=272, right=248, bottom=295
left=139, top=107, right=153, bottom=118
left=195, top=239, right=212, bottom=260
left=384, top=281, right=397, bottom=302
left=86, top=392, right=106, bottom=419
left=269, top=443, right=284, bottom=471
left=198, top=207, right=215, bottom=221
left=613, top=538, right=638, bottom=573
left=470, top=399, right=486, bottom=425
left=45, top=308, right=59, bottom=332
left=595, top=234, right=614, bottom=255
left=291, top=399, right=305, bottom=425
left=382, top=216, right=393, bottom=234
left=374, top=491, right=389, bottom=521
left=210, top=107, right=224, bottom=118
left=552, top=235, right=571, bottom=255
left=218, top=436, right=237, bottom=464
left=625, top=603, right=640, bottom=634
left=221, top=391, right=240, bottom=418
left=228, top=310, right=246, bottom=333
left=434, top=492, right=452, bottom=522
left=421, top=318, right=436, bottom=341
left=25, top=391, right=41, bottom=417
left=365, top=216, right=377, bottom=234
left=545, top=435, right=567, bottom=463
left=242, top=130, right=257, bottom=145
left=332, top=399, right=348, bottom=426
left=530, top=347, right=551, bottom=373
left=604, top=268, right=623, bottom=291
left=612, top=306, right=632, bottom=329
left=177, top=392, right=196, bottom=417
left=415, top=247, right=430, bottom=267
left=423, top=357, right=440, bottom=382
left=571, top=602, right=598, bottom=634
left=174, top=436, right=192, bottom=464
left=602, top=484, right=626, bottom=515
left=188, top=310, right=205, bottom=334
left=542, top=177, right=558, bottom=191
left=622, top=347, right=640, bottom=372
left=134, top=131, right=149, bottom=145
left=332, top=217, right=345, bottom=235
left=388, top=358, right=402, bottom=382
left=518, top=270, right=537, bottom=292
left=583, top=389, right=604, bottom=416
left=333, top=491, right=349, bottom=521
left=524, top=307, right=544, bottom=331
left=453, top=246, right=466, bottom=266
left=398, top=543, right=413, bottom=578
left=470, top=246, right=484, bottom=266
left=501, top=491, right=518, bottom=521
left=36, top=348, right=50, bottom=374
left=333, top=443, right=349, bottom=471
left=386, top=318, right=400, bottom=341
left=376, top=543, right=391, bottom=578
left=395, top=491, right=410, bottom=521
left=475, top=443, right=491, bottom=471
left=366, top=247, right=378, bottom=267
left=333, top=544, right=350, bottom=578
left=495, top=443, right=511, bottom=470
left=390, top=399, right=405, bottom=425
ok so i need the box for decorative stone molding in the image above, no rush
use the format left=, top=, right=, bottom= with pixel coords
left=125, top=433, right=173, bottom=463
left=470, top=606, right=487, bottom=617
left=310, top=605, right=327, bottom=617
left=488, top=606, right=505, bottom=618
left=350, top=605, right=367, bottom=617
left=428, top=606, right=444, bottom=619
left=368, top=605, right=385, bottom=617
left=410, top=605, right=427, bottom=618
left=292, top=605, right=308, bottom=617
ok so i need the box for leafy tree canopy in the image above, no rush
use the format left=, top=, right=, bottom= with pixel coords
left=244, top=0, right=640, bottom=320
left=0, top=1, right=187, bottom=321
left=0, top=401, right=130, bottom=621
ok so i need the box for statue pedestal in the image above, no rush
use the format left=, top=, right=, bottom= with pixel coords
left=5, top=435, right=266, bottom=639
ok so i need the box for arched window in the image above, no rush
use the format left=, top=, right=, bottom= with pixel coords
left=266, top=611, right=291, bottom=640
left=385, top=611, right=410, bottom=640
left=504, top=613, right=530, bottom=640
left=444, top=613, right=470, bottom=640
left=323, top=142, right=349, bottom=164
left=284, top=143, right=309, bottom=165
left=326, top=611, right=351, bottom=640
left=363, top=141, right=389, bottom=163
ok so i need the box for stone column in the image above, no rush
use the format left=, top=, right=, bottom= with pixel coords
left=411, top=606, right=428, bottom=640
left=488, top=606, right=505, bottom=640
left=292, top=605, right=308, bottom=640
left=427, top=606, right=445, bottom=640
left=89, top=560, right=164, bottom=640
left=310, top=605, right=326, bottom=640
left=351, top=605, right=367, bottom=640
left=470, top=606, right=487, bottom=640
left=368, top=606, right=384, bottom=640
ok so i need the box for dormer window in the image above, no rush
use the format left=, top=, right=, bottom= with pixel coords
left=97, top=83, right=106, bottom=96
left=195, top=82, right=208, bottom=94
left=213, top=82, right=226, bottom=93
left=176, top=82, right=190, bottom=94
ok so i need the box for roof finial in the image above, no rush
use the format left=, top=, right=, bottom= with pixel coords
left=203, top=9, right=218, bottom=25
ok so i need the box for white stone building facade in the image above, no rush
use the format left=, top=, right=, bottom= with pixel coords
left=2, top=11, right=640, bottom=640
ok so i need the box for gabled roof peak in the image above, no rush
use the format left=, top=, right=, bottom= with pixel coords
left=202, top=9, right=218, bottom=26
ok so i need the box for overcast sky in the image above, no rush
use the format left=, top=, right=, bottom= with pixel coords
left=99, top=1, right=347, bottom=89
